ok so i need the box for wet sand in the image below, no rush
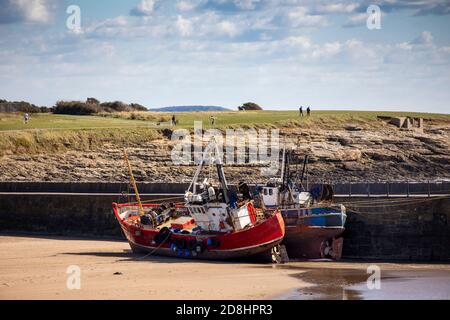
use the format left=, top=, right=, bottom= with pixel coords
left=0, top=235, right=306, bottom=300
left=1, top=235, right=449, bottom=300
left=275, top=261, right=450, bottom=300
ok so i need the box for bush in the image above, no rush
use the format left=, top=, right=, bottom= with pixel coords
left=130, top=103, right=148, bottom=111
left=238, top=102, right=262, bottom=111
left=0, top=100, right=47, bottom=113
left=86, top=97, right=100, bottom=105
left=54, top=99, right=149, bottom=115
left=0, top=98, right=148, bottom=115
left=100, top=101, right=129, bottom=112
left=54, top=101, right=100, bottom=115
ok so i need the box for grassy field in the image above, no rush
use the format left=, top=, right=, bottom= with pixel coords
left=0, top=113, right=167, bottom=131
left=1, top=110, right=449, bottom=131
left=0, top=110, right=448, bottom=156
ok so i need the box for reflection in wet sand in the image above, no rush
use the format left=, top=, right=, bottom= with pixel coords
left=274, top=262, right=450, bottom=300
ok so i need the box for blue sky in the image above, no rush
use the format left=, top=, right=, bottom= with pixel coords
left=0, top=0, right=449, bottom=113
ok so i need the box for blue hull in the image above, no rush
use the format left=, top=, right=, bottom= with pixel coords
left=280, top=206, right=347, bottom=259
left=281, top=207, right=347, bottom=228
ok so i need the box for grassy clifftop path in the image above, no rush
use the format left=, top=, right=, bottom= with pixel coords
left=0, top=110, right=449, bottom=183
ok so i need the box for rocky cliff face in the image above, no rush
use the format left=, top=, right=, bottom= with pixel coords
left=1, top=119, right=449, bottom=183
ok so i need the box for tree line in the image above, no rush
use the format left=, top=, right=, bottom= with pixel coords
left=0, top=98, right=148, bottom=115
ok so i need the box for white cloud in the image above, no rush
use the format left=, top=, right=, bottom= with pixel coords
left=176, top=1, right=196, bottom=12
left=287, top=7, right=328, bottom=28
left=0, top=0, right=55, bottom=24
left=217, top=20, right=241, bottom=37
left=412, top=31, right=434, bottom=46
left=311, top=41, right=342, bottom=59
left=234, top=0, right=262, bottom=10
left=130, top=0, right=158, bottom=16
left=343, top=9, right=387, bottom=28
left=314, top=2, right=359, bottom=14
left=285, top=36, right=312, bottom=49
left=343, top=13, right=368, bottom=27
left=175, top=15, right=194, bottom=37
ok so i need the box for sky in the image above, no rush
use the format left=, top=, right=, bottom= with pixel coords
left=0, top=0, right=449, bottom=113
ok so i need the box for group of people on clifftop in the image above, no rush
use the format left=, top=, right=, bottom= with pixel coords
left=299, top=106, right=311, bottom=117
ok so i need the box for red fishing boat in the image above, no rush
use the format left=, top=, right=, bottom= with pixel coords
left=113, top=139, right=285, bottom=262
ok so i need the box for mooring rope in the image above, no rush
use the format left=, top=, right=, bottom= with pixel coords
left=132, top=231, right=173, bottom=260
left=344, top=195, right=450, bottom=209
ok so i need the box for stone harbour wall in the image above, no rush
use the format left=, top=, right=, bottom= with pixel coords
left=0, top=191, right=449, bottom=261
left=342, top=197, right=450, bottom=261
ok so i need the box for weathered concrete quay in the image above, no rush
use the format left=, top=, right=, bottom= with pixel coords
left=1, top=182, right=449, bottom=261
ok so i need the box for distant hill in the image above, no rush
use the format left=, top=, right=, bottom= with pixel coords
left=149, top=106, right=230, bottom=112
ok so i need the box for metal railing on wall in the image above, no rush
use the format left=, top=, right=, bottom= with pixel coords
left=0, top=181, right=449, bottom=197
left=317, top=181, right=450, bottom=198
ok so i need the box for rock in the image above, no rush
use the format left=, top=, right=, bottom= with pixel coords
left=338, top=149, right=362, bottom=161
left=338, top=137, right=352, bottom=146
left=345, top=125, right=363, bottom=131
left=342, top=162, right=365, bottom=171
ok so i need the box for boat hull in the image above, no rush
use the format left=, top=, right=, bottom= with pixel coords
left=113, top=203, right=285, bottom=261
left=281, top=207, right=346, bottom=260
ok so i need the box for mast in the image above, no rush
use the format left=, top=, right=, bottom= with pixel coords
left=300, top=154, right=309, bottom=191
left=212, top=140, right=230, bottom=204
left=187, top=137, right=229, bottom=204
left=280, top=145, right=286, bottom=185
left=123, top=149, right=145, bottom=216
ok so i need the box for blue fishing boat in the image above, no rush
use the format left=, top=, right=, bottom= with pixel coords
left=258, top=147, right=347, bottom=259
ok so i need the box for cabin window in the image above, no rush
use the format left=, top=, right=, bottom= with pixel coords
left=269, top=189, right=273, bottom=196
left=263, top=189, right=267, bottom=195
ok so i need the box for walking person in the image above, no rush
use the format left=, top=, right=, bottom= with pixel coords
left=210, top=116, right=217, bottom=127
left=23, top=113, right=30, bottom=124
left=171, top=115, right=176, bottom=126
left=307, top=106, right=311, bottom=117
left=299, top=106, right=303, bottom=117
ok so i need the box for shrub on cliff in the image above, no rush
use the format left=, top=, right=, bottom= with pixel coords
left=99, top=101, right=129, bottom=112
left=0, top=100, right=49, bottom=113
left=238, top=102, right=262, bottom=111
left=54, top=101, right=100, bottom=115
left=130, top=103, right=148, bottom=111
left=54, top=99, right=148, bottom=115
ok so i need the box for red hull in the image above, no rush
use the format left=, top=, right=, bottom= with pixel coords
left=284, top=225, right=344, bottom=259
left=113, top=203, right=285, bottom=260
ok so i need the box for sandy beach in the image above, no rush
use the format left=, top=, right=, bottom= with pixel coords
left=2, top=235, right=450, bottom=300
left=0, top=235, right=305, bottom=300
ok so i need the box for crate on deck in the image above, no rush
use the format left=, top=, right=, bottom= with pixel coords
left=171, top=217, right=196, bottom=230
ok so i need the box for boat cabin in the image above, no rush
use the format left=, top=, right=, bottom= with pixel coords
left=261, top=185, right=313, bottom=208
left=186, top=201, right=252, bottom=232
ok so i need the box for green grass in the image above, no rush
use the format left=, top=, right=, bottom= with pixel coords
left=0, top=113, right=167, bottom=131
left=1, top=111, right=448, bottom=132
left=167, top=110, right=450, bottom=130
left=0, top=110, right=448, bottom=156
